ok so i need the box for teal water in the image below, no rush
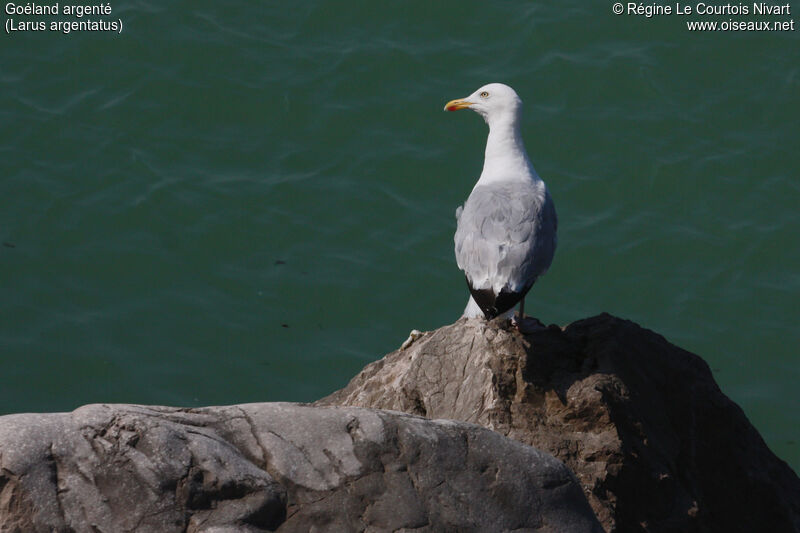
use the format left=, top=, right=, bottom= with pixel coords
left=1, top=1, right=798, bottom=471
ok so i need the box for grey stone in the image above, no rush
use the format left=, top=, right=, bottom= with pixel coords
left=319, top=314, right=800, bottom=533
left=0, top=402, right=602, bottom=533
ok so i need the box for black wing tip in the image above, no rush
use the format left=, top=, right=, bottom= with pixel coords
left=466, top=277, right=532, bottom=319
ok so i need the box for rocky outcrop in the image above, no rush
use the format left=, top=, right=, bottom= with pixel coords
left=318, top=314, right=800, bottom=533
left=3, top=313, right=798, bottom=533
left=0, top=402, right=602, bottom=532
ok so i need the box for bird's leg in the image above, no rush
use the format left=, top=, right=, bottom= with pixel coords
left=511, top=298, right=525, bottom=328
left=512, top=298, right=544, bottom=334
left=511, top=299, right=525, bottom=326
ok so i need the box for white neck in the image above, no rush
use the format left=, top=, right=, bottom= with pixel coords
left=476, top=113, right=539, bottom=187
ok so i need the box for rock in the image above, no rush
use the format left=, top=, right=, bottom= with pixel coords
left=318, top=314, right=800, bottom=533
left=0, top=402, right=602, bottom=533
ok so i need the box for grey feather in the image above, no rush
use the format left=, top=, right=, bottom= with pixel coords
left=454, top=181, right=557, bottom=294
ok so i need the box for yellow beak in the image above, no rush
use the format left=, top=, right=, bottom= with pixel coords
left=444, top=98, right=472, bottom=111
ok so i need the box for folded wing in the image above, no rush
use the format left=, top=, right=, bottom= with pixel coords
left=454, top=181, right=557, bottom=318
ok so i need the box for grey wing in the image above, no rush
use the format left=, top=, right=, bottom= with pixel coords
left=454, top=183, right=557, bottom=294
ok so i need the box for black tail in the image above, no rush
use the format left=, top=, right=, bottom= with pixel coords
left=466, top=277, right=533, bottom=319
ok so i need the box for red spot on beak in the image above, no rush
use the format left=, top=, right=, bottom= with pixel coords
left=444, top=98, right=471, bottom=112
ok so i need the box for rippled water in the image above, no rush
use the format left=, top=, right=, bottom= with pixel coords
left=1, top=1, right=798, bottom=470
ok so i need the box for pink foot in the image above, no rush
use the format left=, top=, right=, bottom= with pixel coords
left=511, top=314, right=545, bottom=334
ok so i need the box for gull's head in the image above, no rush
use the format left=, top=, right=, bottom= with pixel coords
left=444, top=83, right=523, bottom=125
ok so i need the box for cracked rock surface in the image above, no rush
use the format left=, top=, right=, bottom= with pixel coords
left=0, top=402, right=602, bottom=532
left=318, top=314, right=800, bottom=533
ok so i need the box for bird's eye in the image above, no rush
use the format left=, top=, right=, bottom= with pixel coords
left=480, top=91, right=489, bottom=98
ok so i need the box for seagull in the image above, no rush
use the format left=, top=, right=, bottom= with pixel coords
left=444, top=83, right=557, bottom=331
